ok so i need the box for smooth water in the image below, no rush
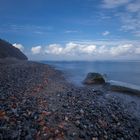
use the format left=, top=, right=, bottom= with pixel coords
left=41, top=61, right=140, bottom=86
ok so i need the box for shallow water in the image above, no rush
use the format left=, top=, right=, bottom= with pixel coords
left=41, top=61, right=140, bottom=87
left=41, top=60, right=140, bottom=119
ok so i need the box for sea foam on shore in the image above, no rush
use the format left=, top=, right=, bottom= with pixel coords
left=108, top=80, right=140, bottom=96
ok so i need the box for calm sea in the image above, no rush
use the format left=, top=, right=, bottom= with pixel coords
left=41, top=61, right=140, bottom=87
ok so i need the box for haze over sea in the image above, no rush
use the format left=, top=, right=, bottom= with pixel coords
left=42, top=61, right=140, bottom=87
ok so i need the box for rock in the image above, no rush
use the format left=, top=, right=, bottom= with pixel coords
left=75, top=120, right=80, bottom=127
left=80, top=109, right=84, bottom=114
left=83, top=72, right=105, bottom=85
left=65, top=116, right=68, bottom=121
left=0, top=110, right=6, bottom=119
left=62, top=104, right=68, bottom=109
left=92, top=137, right=98, bottom=140
left=98, top=119, right=108, bottom=128
left=79, top=132, right=86, bottom=138
left=70, top=132, right=77, bottom=137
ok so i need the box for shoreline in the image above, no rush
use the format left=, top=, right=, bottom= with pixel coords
left=42, top=61, right=140, bottom=91
left=0, top=59, right=140, bottom=139
left=47, top=63, right=140, bottom=96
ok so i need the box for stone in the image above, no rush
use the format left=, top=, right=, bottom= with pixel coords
left=92, top=137, right=98, bottom=140
left=79, top=132, right=85, bottom=138
left=65, top=116, right=68, bottom=121
left=80, top=109, right=84, bottom=114
left=83, top=72, right=105, bottom=85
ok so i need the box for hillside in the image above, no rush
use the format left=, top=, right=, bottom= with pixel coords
left=0, top=39, right=27, bottom=60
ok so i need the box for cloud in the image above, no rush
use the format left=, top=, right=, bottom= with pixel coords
left=102, top=0, right=130, bottom=8
left=31, top=41, right=140, bottom=59
left=63, top=42, right=78, bottom=54
left=120, top=13, right=140, bottom=37
left=102, top=0, right=140, bottom=37
left=28, top=39, right=140, bottom=60
left=45, top=42, right=96, bottom=55
left=0, top=24, right=52, bottom=35
left=65, top=30, right=79, bottom=33
left=126, top=1, right=140, bottom=12
left=79, top=45, right=96, bottom=54
left=109, top=44, right=134, bottom=56
left=45, top=44, right=63, bottom=55
left=13, top=43, right=24, bottom=51
left=102, top=31, right=110, bottom=36
left=31, top=46, right=42, bottom=54
left=135, top=47, right=140, bottom=54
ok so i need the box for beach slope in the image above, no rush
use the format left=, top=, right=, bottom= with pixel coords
left=0, top=59, right=140, bottom=140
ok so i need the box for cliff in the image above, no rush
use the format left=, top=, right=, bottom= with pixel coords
left=0, top=39, right=27, bottom=60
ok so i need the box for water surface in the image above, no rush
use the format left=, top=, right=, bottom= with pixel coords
left=41, top=61, right=140, bottom=87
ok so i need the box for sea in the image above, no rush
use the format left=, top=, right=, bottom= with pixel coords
left=41, top=61, right=140, bottom=87
left=41, top=60, right=140, bottom=118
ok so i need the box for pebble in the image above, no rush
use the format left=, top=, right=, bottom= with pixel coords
left=0, top=60, right=140, bottom=140
left=92, top=137, right=98, bottom=140
left=80, top=109, right=84, bottom=114
left=65, top=116, right=68, bottom=121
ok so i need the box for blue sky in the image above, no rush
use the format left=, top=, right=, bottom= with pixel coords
left=0, top=0, right=140, bottom=60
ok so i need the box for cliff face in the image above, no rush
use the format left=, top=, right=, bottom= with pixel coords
left=0, top=39, right=28, bottom=60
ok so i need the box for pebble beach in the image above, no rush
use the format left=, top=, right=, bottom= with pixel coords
left=0, top=59, right=140, bottom=140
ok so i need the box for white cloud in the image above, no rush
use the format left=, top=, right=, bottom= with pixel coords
left=63, top=42, right=78, bottom=54
left=29, top=40, right=140, bottom=60
left=102, top=0, right=130, bottom=8
left=97, top=45, right=110, bottom=54
left=79, top=45, right=96, bottom=54
left=127, top=1, right=140, bottom=12
left=135, top=48, right=140, bottom=54
left=120, top=13, right=140, bottom=37
left=45, top=44, right=63, bottom=55
left=13, top=43, right=24, bottom=51
left=45, top=42, right=96, bottom=55
left=110, top=44, right=134, bottom=56
left=102, top=31, right=110, bottom=36
left=44, top=41, right=140, bottom=57
left=31, top=46, right=42, bottom=54
left=74, top=39, right=140, bottom=47
left=102, top=0, right=140, bottom=37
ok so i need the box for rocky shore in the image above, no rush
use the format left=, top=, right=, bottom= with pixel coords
left=0, top=59, right=140, bottom=140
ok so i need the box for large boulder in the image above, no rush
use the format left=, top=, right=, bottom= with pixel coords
left=83, top=72, right=105, bottom=85
left=0, top=39, right=27, bottom=60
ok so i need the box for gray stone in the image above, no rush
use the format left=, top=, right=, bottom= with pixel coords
left=83, top=72, right=105, bottom=85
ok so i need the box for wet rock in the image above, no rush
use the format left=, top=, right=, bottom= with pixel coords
left=83, top=72, right=105, bottom=85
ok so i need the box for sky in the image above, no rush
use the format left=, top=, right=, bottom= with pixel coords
left=0, top=0, right=140, bottom=60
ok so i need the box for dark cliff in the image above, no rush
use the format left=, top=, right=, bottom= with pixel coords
left=0, top=39, right=28, bottom=60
